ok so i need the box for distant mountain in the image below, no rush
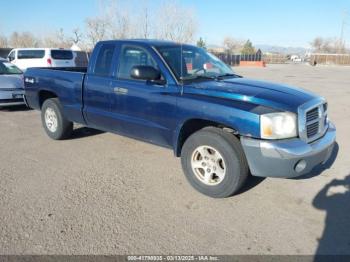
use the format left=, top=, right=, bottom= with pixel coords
left=255, top=44, right=308, bottom=55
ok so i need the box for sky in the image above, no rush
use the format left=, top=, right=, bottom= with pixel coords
left=0, top=0, right=349, bottom=48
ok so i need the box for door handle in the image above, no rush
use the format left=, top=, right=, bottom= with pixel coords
left=113, top=87, right=128, bottom=95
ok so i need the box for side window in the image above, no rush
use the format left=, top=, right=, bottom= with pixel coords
left=8, top=51, right=15, bottom=61
left=117, top=45, right=158, bottom=80
left=94, top=44, right=116, bottom=77
left=17, top=50, right=45, bottom=59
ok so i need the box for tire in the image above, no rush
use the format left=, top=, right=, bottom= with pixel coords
left=181, top=127, right=249, bottom=198
left=41, top=98, right=73, bottom=140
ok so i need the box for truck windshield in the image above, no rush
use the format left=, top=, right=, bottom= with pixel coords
left=156, top=45, right=234, bottom=83
left=0, top=61, right=22, bottom=75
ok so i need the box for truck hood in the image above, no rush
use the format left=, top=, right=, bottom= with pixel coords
left=184, top=77, right=318, bottom=113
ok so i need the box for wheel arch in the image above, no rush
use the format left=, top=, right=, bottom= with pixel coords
left=38, top=90, right=58, bottom=109
left=174, top=118, right=240, bottom=157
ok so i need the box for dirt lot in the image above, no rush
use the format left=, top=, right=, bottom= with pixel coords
left=0, top=64, right=349, bottom=255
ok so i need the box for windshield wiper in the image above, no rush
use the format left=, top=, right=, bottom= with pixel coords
left=216, top=73, right=242, bottom=79
left=181, top=73, right=242, bottom=83
left=181, top=75, right=217, bottom=82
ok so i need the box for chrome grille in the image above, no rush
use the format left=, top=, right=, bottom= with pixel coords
left=298, top=98, right=328, bottom=143
left=306, top=121, right=319, bottom=138
left=306, top=107, right=319, bottom=122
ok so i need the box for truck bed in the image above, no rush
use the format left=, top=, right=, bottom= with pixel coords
left=24, top=67, right=87, bottom=125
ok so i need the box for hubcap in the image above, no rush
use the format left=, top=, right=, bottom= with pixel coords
left=45, top=107, right=58, bottom=132
left=191, top=145, right=226, bottom=186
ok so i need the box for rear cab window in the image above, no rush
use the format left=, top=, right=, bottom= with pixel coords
left=17, top=50, right=45, bottom=59
left=51, top=50, right=74, bottom=60
left=93, top=44, right=116, bottom=77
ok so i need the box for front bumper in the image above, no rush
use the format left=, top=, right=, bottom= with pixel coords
left=241, top=122, right=336, bottom=178
left=0, top=90, right=25, bottom=106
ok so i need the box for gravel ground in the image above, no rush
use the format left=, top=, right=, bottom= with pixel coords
left=0, top=64, right=349, bottom=255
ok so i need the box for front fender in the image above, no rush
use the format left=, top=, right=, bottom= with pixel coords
left=173, top=97, right=262, bottom=156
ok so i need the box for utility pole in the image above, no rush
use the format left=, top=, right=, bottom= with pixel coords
left=340, top=9, right=348, bottom=47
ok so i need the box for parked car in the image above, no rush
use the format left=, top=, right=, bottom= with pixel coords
left=290, top=55, right=303, bottom=62
left=0, top=58, right=25, bottom=107
left=7, top=48, right=76, bottom=71
left=24, top=40, right=336, bottom=198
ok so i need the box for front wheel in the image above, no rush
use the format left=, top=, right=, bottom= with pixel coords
left=41, top=98, right=73, bottom=140
left=181, top=127, right=249, bottom=198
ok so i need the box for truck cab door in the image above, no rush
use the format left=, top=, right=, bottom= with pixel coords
left=109, top=44, right=179, bottom=147
left=83, top=43, right=117, bottom=131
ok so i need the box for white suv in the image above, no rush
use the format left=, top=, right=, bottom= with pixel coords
left=7, top=48, right=76, bottom=71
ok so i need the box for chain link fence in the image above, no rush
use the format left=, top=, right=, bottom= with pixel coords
left=212, top=52, right=289, bottom=66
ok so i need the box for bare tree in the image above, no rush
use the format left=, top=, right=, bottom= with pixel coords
left=9, top=31, right=39, bottom=48
left=311, top=37, right=323, bottom=52
left=223, top=37, right=243, bottom=54
left=138, top=2, right=151, bottom=39
left=109, top=11, right=134, bottom=39
left=311, top=37, right=347, bottom=53
left=0, top=35, right=8, bottom=48
left=42, top=28, right=71, bottom=48
left=85, top=16, right=108, bottom=48
left=155, top=1, right=197, bottom=43
left=105, top=0, right=135, bottom=39
left=334, top=39, right=347, bottom=53
left=83, top=0, right=197, bottom=46
left=71, top=28, right=83, bottom=44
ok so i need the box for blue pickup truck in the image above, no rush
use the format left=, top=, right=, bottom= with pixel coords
left=24, top=39, right=336, bottom=198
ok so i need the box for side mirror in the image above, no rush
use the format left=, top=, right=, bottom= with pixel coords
left=130, top=65, right=161, bottom=82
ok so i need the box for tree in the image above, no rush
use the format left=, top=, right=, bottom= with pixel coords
left=109, top=11, right=134, bottom=39
left=42, top=28, right=71, bottom=48
left=85, top=16, right=108, bottom=48
left=241, top=39, right=255, bottom=55
left=9, top=32, right=39, bottom=48
left=71, top=28, right=83, bottom=44
left=311, top=37, right=347, bottom=53
left=139, top=3, right=151, bottom=39
left=99, top=0, right=136, bottom=39
left=311, top=37, right=323, bottom=52
left=155, top=1, right=197, bottom=43
left=196, top=37, right=206, bottom=49
left=84, top=0, right=136, bottom=45
left=223, top=37, right=242, bottom=54
left=83, top=0, right=197, bottom=43
left=0, top=35, right=8, bottom=48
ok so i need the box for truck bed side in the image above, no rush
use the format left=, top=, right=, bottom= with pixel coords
left=24, top=67, right=87, bottom=125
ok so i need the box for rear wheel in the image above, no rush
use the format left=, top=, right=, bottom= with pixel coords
left=41, top=98, right=73, bottom=140
left=181, top=127, right=249, bottom=198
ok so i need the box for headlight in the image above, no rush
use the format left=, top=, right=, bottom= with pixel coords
left=260, top=112, right=297, bottom=139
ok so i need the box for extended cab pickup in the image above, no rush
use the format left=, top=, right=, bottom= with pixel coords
left=24, top=40, right=336, bottom=198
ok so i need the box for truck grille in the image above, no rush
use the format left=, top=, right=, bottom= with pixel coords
left=298, top=98, right=328, bottom=143
left=306, top=107, right=319, bottom=122
left=306, top=121, right=319, bottom=138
